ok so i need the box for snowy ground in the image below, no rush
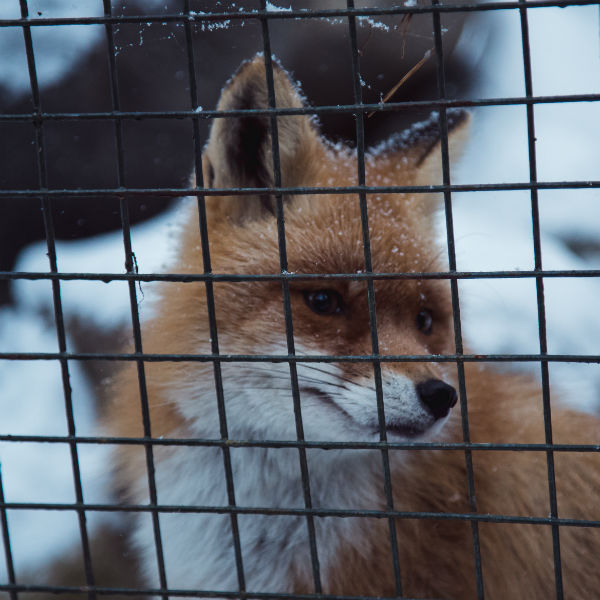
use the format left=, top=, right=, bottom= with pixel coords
left=1, top=0, right=599, bottom=583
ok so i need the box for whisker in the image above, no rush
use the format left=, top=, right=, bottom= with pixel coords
left=246, top=365, right=351, bottom=392
left=228, top=363, right=376, bottom=395
left=302, top=364, right=367, bottom=389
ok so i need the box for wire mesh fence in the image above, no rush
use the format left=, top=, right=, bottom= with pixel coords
left=0, top=1, right=599, bottom=599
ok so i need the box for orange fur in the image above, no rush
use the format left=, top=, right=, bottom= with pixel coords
left=107, top=57, right=600, bottom=598
left=318, top=369, right=600, bottom=599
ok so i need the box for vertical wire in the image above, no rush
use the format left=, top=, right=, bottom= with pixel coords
left=17, top=1, right=96, bottom=595
left=182, top=2, right=247, bottom=596
left=101, top=2, right=169, bottom=596
left=346, top=1, right=403, bottom=595
left=430, top=3, right=484, bottom=598
left=259, top=1, right=323, bottom=594
left=0, top=466, right=17, bottom=600
left=518, top=4, right=564, bottom=598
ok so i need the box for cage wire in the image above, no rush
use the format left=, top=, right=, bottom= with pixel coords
left=0, top=1, right=600, bottom=600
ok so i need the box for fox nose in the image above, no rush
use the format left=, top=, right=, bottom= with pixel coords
left=416, top=379, right=458, bottom=420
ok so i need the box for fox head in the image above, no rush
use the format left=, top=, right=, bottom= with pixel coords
left=156, top=55, right=469, bottom=444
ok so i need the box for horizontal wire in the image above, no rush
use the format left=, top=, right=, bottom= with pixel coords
left=0, top=582, right=445, bottom=600
left=2, top=180, right=599, bottom=198
left=1, top=93, right=599, bottom=122
left=0, top=501, right=598, bottom=529
left=4, top=269, right=600, bottom=284
left=1, top=0, right=599, bottom=28
left=0, top=434, right=598, bottom=452
left=1, top=351, right=599, bottom=363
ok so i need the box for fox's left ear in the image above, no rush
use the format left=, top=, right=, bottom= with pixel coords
left=373, top=110, right=470, bottom=188
left=412, top=110, right=471, bottom=187
left=202, top=55, right=325, bottom=223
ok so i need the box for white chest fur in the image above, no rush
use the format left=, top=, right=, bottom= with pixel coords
left=130, top=441, right=383, bottom=595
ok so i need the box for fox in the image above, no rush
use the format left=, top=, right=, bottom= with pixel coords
left=107, top=56, right=600, bottom=599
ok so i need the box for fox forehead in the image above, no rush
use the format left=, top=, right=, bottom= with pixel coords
left=202, top=151, right=439, bottom=278
left=200, top=195, right=436, bottom=278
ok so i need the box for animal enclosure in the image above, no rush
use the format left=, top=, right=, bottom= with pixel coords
left=1, top=1, right=599, bottom=599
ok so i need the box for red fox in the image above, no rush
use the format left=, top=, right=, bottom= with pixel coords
left=108, top=56, right=600, bottom=599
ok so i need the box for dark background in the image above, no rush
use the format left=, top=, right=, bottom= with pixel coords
left=0, top=0, right=483, bottom=304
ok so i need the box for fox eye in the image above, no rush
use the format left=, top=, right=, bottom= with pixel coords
left=416, top=310, right=433, bottom=335
left=304, top=290, right=343, bottom=316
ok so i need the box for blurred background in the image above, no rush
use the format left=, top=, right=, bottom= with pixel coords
left=0, top=0, right=599, bottom=594
left=0, top=0, right=476, bottom=304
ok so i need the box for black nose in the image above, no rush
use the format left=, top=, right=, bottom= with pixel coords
left=416, top=379, right=458, bottom=420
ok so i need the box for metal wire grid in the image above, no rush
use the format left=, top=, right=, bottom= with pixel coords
left=1, top=2, right=600, bottom=600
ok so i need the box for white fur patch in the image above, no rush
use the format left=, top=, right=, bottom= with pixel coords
left=127, top=342, right=454, bottom=594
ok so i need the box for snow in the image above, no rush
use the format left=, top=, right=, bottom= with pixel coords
left=451, top=6, right=600, bottom=412
left=0, top=0, right=104, bottom=98
left=0, top=0, right=180, bottom=98
left=0, top=305, right=116, bottom=581
left=0, top=204, right=183, bottom=580
left=14, top=202, right=183, bottom=329
left=1, top=1, right=599, bottom=582
left=265, top=1, right=292, bottom=11
left=357, top=16, right=391, bottom=32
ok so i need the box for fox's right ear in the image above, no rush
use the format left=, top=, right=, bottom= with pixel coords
left=202, top=55, right=325, bottom=223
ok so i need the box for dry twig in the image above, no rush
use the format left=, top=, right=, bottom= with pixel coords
left=367, top=47, right=432, bottom=119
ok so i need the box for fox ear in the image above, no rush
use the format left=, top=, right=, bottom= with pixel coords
left=202, top=55, right=324, bottom=223
left=410, top=110, right=471, bottom=187
left=372, top=110, right=470, bottom=188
